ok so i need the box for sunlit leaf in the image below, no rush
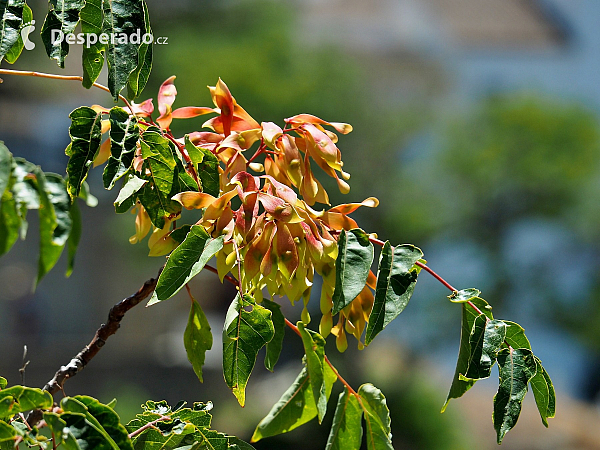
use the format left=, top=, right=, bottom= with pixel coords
left=184, top=136, right=221, bottom=198
left=223, top=294, right=274, bottom=406
left=80, top=0, right=104, bottom=88
left=325, top=387, right=363, bottom=450
left=103, top=107, right=139, bottom=189
left=151, top=225, right=224, bottom=303
left=365, top=241, right=423, bottom=345
left=530, top=356, right=555, bottom=427
left=0, top=0, right=25, bottom=62
left=251, top=363, right=337, bottom=442
left=459, top=316, right=506, bottom=382
left=184, top=298, right=213, bottom=383
left=358, top=383, right=393, bottom=450
left=442, top=297, right=493, bottom=412
left=40, top=0, right=85, bottom=68
left=0, top=386, right=53, bottom=416
left=493, top=348, right=537, bottom=444
left=66, top=106, right=103, bottom=199
left=103, top=0, right=146, bottom=100
left=448, top=288, right=481, bottom=303
left=114, top=172, right=146, bottom=213
left=138, top=128, right=179, bottom=228
left=0, top=420, right=15, bottom=443
left=502, top=320, right=532, bottom=350
left=126, top=0, right=152, bottom=99
left=61, top=396, right=133, bottom=450
left=332, top=228, right=374, bottom=315
left=3, top=3, right=31, bottom=64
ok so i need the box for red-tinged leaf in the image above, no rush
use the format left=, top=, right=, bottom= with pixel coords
left=286, top=114, right=353, bottom=134
left=212, top=78, right=235, bottom=136
left=303, top=124, right=340, bottom=169
left=171, top=106, right=215, bottom=119
left=274, top=223, right=298, bottom=279
left=158, top=76, right=177, bottom=116
left=131, top=98, right=154, bottom=117
left=262, top=175, right=298, bottom=204
left=221, top=129, right=262, bottom=152
left=262, top=122, right=283, bottom=147
left=188, top=131, right=223, bottom=151
left=173, top=191, right=217, bottom=210
left=322, top=211, right=358, bottom=231
left=328, top=197, right=379, bottom=215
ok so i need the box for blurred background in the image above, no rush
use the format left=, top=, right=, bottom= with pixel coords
left=2, top=0, right=600, bottom=448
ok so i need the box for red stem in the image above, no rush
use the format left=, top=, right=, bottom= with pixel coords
left=369, top=237, right=484, bottom=315
left=284, top=318, right=358, bottom=396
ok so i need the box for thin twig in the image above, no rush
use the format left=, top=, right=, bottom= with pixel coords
left=283, top=318, right=358, bottom=396
left=0, top=69, right=135, bottom=114
left=27, top=267, right=163, bottom=427
left=128, top=415, right=171, bottom=439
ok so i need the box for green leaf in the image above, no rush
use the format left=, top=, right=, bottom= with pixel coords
left=0, top=182, right=20, bottom=258
left=114, top=172, right=146, bottom=213
left=103, top=107, right=139, bottom=189
left=66, top=199, right=81, bottom=277
left=80, top=0, right=104, bottom=89
left=61, top=396, right=134, bottom=450
left=331, top=228, right=374, bottom=315
left=0, top=0, right=25, bottom=62
left=184, top=299, right=213, bottom=383
left=325, top=387, right=363, bottom=450
left=138, top=128, right=179, bottom=229
left=223, top=294, right=274, bottom=407
left=502, top=321, right=532, bottom=350
left=102, top=0, right=146, bottom=100
left=151, top=225, right=224, bottom=303
left=40, top=0, right=85, bottom=68
left=0, top=420, right=15, bottom=442
left=493, top=348, right=537, bottom=444
left=0, top=142, right=11, bottom=196
left=186, top=137, right=220, bottom=198
left=358, top=384, right=393, bottom=450
left=298, top=322, right=328, bottom=423
left=3, top=3, right=31, bottom=64
left=252, top=363, right=337, bottom=442
left=365, top=241, right=423, bottom=345
left=66, top=106, right=103, bottom=199
left=227, top=436, right=256, bottom=450
left=126, top=0, right=152, bottom=99
left=459, top=316, right=506, bottom=382
left=442, top=297, right=493, bottom=412
left=448, top=288, right=481, bottom=303
left=262, top=298, right=285, bottom=372
left=37, top=172, right=72, bottom=285
left=530, top=356, right=555, bottom=427
left=0, top=386, right=53, bottom=416
left=0, top=378, right=6, bottom=389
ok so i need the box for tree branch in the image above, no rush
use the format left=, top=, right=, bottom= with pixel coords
left=27, top=267, right=163, bottom=426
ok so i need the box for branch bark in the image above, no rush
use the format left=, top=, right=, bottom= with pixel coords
left=27, top=267, right=162, bottom=426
